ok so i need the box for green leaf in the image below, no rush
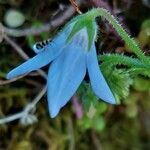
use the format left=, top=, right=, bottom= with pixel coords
left=129, top=68, right=150, bottom=77
left=100, top=54, right=146, bottom=69
left=101, top=68, right=133, bottom=102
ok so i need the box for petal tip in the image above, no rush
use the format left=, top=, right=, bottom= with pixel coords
left=6, top=69, right=21, bottom=79
left=49, top=110, right=59, bottom=118
left=109, top=98, right=116, bottom=105
left=102, top=94, right=117, bottom=105
left=48, top=104, right=60, bottom=118
left=6, top=72, right=13, bottom=79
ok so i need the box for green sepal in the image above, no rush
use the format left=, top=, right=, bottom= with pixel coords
left=86, top=21, right=97, bottom=50
left=66, top=15, right=97, bottom=51
left=66, top=18, right=85, bottom=44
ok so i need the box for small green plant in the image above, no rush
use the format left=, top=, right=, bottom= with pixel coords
left=1, top=8, right=150, bottom=125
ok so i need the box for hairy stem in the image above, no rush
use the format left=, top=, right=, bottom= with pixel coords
left=99, top=54, right=146, bottom=69
left=90, top=8, right=150, bottom=65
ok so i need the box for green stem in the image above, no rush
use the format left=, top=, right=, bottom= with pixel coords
left=128, top=68, right=150, bottom=77
left=90, top=8, right=150, bottom=65
left=99, top=54, right=146, bottom=69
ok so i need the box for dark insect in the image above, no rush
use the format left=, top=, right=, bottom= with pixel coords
left=35, top=39, right=52, bottom=50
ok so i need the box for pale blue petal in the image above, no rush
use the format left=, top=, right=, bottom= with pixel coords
left=47, top=44, right=86, bottom=118
left=87, top=45, right=116, bottom=104
left=7, top=22, right=76, bottom=79
left=32, top=22, right=75, bottom=53
left=7, top=46, right=60, bottom=79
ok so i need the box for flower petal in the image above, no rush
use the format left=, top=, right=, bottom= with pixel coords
left=6, top=24, right=75, bottom=79
left=87, top=45, right=116, bottom=104
left=6, top=49, right=57, bottom=79
left=32, top=23, right=75, bottom=53
left=47, top=44, right=86, bottom=118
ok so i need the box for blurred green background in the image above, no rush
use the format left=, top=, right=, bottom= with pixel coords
left=0, top=0, right=150, bottom=150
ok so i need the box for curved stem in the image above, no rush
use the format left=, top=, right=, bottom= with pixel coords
left=90, top=8, right=150, bottom=65
left=99, top=54, right=147, bottom=69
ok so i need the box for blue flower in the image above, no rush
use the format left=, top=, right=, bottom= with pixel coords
left=7, top=20, right=116, bottom=118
